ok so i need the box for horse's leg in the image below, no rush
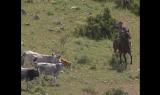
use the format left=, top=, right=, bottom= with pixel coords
left=129, top=51, right=132, bottom=64
left=121, top=0, right=124, bottom=7
left=119, top=52, right=122, bottom=64
left=123, top=53, right=127, bottom=64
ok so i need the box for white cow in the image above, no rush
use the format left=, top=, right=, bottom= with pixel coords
left=21, top=50, right=61, bottom=67
left=36, top=62, right=64, bottom=86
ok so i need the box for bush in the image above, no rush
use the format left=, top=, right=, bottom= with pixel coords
left=74, top=7, right=118, bottom=41
left=129, top=2, right=140, bottom=16
left=93, top=0, right=107, bottom=2
left=103, top=88, right=129, bottom=95
left=115, top=0, right=140, bottom=16
left=47, top=11, right=54, bottom=16
left=109, top=54, right=127, bottom=72
left=82, top=86, right=96, bottom=95
left=74, top=39, right=82, bottom=45
left=92, top=0, right=113, bottom=2
left=33, top=86, right=46, bottom=95
left=90, top=65, right=97, bottom=70
left=76, top=54, right=90, bottom=64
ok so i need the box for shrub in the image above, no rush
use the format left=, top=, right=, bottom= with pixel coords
left=109, top=54, right=127, bottom=72
left=33, top=86, right=46, bottom=95
left=103, top=88, right=129, bottom=95
left=59, top=33, right=68, bottom=48
left=90, top=65, right=97, bottom=70
left=76, top=54, right=90, bottom=64
left=129, top=2, right=140, bottom=16
left=82, top=86, right=96, bottom=95
left=74, top=39, right=82, bottom=45
left=74, top=7, right=118, bottom=41
left=47, top=11, right=54, bottom=16
left=93, top=0, right=107, bottom=2
left=115, top=0, right=140, bottom=16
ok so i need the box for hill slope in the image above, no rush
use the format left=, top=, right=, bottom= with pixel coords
left=21, top=0, right=139, bottom=95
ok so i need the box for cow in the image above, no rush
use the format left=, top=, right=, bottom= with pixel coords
left=21, top=67, right=39, bottom=90
left=35, top=62, right=64, bottom=86
left=21, top=50, right=61, bottom=67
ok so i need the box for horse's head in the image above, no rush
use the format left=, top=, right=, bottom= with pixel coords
left=114, top=21, right=123, bottom=30
left=125, top=30, right=131, bottom=39
left=121, top=28, right=131, bottom=40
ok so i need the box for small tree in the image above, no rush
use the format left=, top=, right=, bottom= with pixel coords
left=75, top=7, right=117, bottom=41
left=103, top=88, right=129, bottom=95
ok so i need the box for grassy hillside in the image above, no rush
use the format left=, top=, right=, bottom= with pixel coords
left=21, top=0, right=139, bottom=95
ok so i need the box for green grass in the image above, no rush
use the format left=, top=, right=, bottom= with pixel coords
left=21, top=0, right=139, bottom=95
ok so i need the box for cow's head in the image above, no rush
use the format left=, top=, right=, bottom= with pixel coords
left=52, top=52, right=62, bottom=59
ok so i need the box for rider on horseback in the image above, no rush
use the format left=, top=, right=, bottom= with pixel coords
left=117, top=21, right=132, bottom=51
left=113, top=21, right=132, bottom=65
left=122, top=27, right=131, bottom=48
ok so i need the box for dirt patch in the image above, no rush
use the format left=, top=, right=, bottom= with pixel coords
left=93, top=80, right=139, bottom=95
left=120, top=81, right=139, bottom=95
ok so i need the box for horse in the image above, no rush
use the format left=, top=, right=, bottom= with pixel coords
left=113, top=30, right=132, bottom=64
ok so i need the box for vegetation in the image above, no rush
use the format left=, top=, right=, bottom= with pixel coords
left=109, top=54, right=128, bottom=72
left=21, top=0, right=140, bottom=95
left=82, top=86, right=97, bottom=95
left=129, top=1, right=140, bottom=16
left=75, top=53, right=90, bottom=64
left=115, top=0, right=140, bottom=16
left=75, top=7, right=118, bottom=40
left=102, top=88, right=129, bottom=95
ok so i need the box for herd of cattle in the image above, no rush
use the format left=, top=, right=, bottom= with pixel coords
left=21, top=50, right=71, bottom=89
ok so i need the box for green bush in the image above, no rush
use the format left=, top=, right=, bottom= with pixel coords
left=109, top=54, right=127, bottom=72
left=114, top=0, right=140, bottom=16
left=90, top=65, right=97, bottom=70
left=75, top=7, right=118, bottom=41
left=76, top=54, right=90, bottom=64
left=103, top=88, right=129, bottom=95
left=47, top=11, right=54, bottom=16
left=82, top=86, right=96, bottom=95
left=92, top=0, right=113, bottom=2
left=93, top=0, right=107, bottom=2
left=129, top=2, right=140, bottom=16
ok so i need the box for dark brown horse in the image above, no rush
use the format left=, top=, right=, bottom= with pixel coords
left=113, top=31, right=132, bottom=64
